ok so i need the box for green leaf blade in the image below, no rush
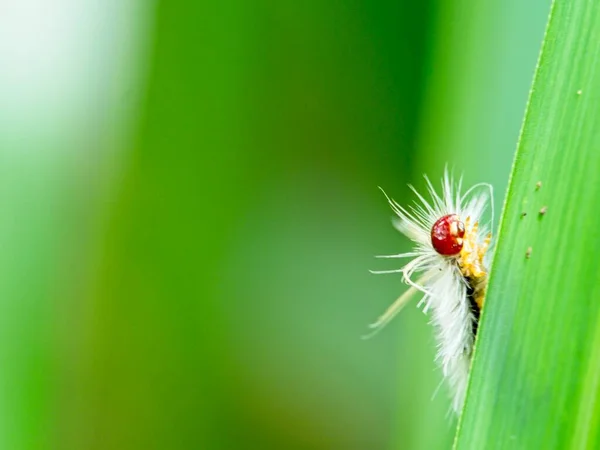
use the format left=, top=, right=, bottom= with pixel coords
left=456, top=0, right=600, bottom=448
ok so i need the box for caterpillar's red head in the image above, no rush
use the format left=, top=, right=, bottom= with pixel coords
left=431, top=214, right=465, bottom=256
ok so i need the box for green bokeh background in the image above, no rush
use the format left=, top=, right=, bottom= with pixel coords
left=0, top=0, right=549, bottom=449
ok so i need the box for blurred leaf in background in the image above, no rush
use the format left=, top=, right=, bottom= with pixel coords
left=0, top=0, right=550, bottom=449
left=79, top=1, right=435, bottom=448
left=0, top=1, right=152, bottom=449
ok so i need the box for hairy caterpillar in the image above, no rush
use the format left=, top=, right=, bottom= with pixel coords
left=367, top=170, right=494, bottom=413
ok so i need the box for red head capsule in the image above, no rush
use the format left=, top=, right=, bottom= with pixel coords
left=431, top=214, right=465, bottom=256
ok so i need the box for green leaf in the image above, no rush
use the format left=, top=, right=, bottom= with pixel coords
left=456, top=0, right=600, bottom=447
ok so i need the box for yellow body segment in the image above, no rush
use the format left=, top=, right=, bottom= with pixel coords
left=457, top=217, right=491, bottom=309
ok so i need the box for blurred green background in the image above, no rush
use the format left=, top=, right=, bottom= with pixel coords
left=0, top=0, right=550, bottom=449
